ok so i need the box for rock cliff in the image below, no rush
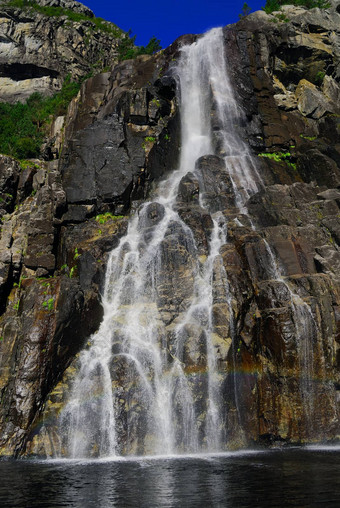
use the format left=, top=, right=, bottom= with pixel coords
left=0, top=1, right=339, bottom=456
left=0, top=0, right=125, bottom=102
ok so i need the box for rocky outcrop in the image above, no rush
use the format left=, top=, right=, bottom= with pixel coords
left=0, top=1, right=339, bottom=455
left=59, top=54, right=180, bottom=215
left=0, top=0, right=126, bottom=102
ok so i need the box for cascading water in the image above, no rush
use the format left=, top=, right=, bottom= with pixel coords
left=60, top=27, right=235, bottom=458
left=59, top=26, right=317, bottom=458
left=204, top=30, right=318, bottom=435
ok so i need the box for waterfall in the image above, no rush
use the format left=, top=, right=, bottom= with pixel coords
left=60, top=28, right=233, bottom=458
left=58, top=27, right=316, bottom=458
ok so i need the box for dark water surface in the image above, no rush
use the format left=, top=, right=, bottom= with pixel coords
left=1, top=447, right=340, bottom=507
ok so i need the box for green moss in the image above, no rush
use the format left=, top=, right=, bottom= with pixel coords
left=19, top=160, right=41, bottom=171
left=258, top=151, right=297, bottom=170
left=300, top=134, right=317, bottom=141
left=95, top=213, right=124, bottom=224
left=42, top=297, right=54, bottom=312
left=315, top=71, right=326, bottom=86
left=73, top=247, right=81, bottom=260
left=258, top=151, right=291, bottom=161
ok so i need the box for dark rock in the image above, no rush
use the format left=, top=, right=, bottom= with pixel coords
left=195, top=155, right=235, bottom=212
left=139, top=202, right=165, bottom=229
left=177, top=205, right=214, bottom=258
left=153, top=76, right=177, bottom=101
left=297, top=149, right=340, bottom=188
left=17, top=166, right=36, bottom=203
left=61, top=114, right=131, bottom=205
left=177, top=172, right=200, bottom=205
left=62, top=204, right=95, bottom=224
left=0, top=156, right=19, bottom=214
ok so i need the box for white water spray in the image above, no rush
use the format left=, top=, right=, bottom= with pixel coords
left=60, top=28, right=237, bottom=458
left=58, top=27, right=316, bottom=457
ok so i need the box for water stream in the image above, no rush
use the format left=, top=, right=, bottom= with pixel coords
left=59, top=27, right=316, bottom=458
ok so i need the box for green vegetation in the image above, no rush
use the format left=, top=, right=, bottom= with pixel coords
left=95, top=213, right=124, bottom=224
left=73, top=247, right=81, bottom=260
left=0, top=75, right=85, bottom=159
left=0, top=4, right=162, bottom=161
left=300, top=134, right=317, bottom=141
left=258, top=151, right=291, bottom=162
left=42, top=297, right=54, bottom=312
left=142, top=136, right=157, bottom=150
left=6, top=1, right=161, bottom=61
left=270, top=12, right=290, bottom=22
left=258, top=151, right=297, bottom=170
left=263, top=0, right=330, bottom=14
left=118, top=33, right=162, bottom=61
left=6, top=0, right=123, bottom=37
left=315, top=71, right=326, bottom=86
left=60, top=264, right=77, bottom=278
left=7, top=0, right=165, bottom=68
left=239, top=2, right=252, bottom=18
left=151, top=98, right=161, bottom=107
left=13, top=275, right=26, bottom=290
left=19, top=160, right=41, bottom=171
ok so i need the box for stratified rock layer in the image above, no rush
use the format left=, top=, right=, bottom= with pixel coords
left=0, top=1, right=339, bottom=456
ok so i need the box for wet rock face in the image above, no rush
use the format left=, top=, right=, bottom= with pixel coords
left=195, top=155, right=235, bottom=211
left=0, top=3, right=340, bottom=456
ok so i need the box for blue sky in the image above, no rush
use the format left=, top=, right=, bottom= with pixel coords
left=83, top=0, right=265, bottom=48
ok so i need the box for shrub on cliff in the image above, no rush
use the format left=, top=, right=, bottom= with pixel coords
left=0, top=75, right=82, bottom=159
left=118, top=34, right=162, bottom=61
left=5, top=0, right=123, bottom=37
left=263, top=0, right=330, bottom=14
left=5, top=1, right=161, bottom=62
